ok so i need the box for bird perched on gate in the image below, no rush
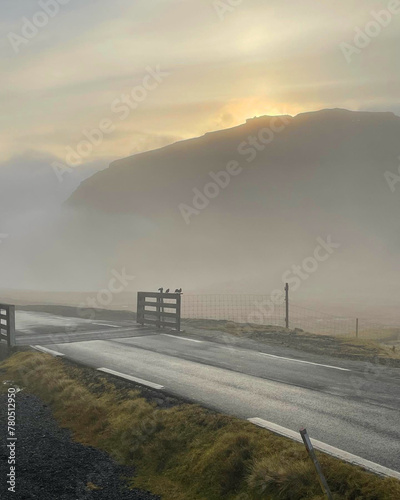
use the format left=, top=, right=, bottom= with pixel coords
left=158, top=287, right=163, bottom=293
left=165, top=288, right=170, bottom=293
left=175, top=288, right=182, bottom=294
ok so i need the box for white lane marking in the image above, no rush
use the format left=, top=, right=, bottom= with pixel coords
left=258, top=352, right=350, bottom=371
left=57, top=326, right=141, bottom=336
left=31, top=345, right=64, bottom=357
left=162, top=333, right=203, bottom=343
left=98, top=368, right=164, bottom=390
left=248, top=418, right=400, bottom=480
left=92, top=322, right=121, bottom=328
left=110, top=335, right=161, bottom=343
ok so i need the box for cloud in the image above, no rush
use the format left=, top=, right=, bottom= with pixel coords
left=1, top=0, right=399, bottom=162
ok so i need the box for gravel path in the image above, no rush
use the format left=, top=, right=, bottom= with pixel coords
left=0, top=391, right=160, bottom=500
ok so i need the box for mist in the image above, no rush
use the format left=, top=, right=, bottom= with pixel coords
left=1, top=110, right=400, bottom=321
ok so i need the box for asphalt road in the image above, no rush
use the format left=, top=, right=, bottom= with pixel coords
left=15, top=310, right=400, bottom=473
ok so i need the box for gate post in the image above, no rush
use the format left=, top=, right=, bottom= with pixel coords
left=176, top=294, right=181, bottom=332
left=8, top=305, right=16, bottom=347
left=156, top=295, right=161, bottom=328
left=137, top=293, right=144, bottom=326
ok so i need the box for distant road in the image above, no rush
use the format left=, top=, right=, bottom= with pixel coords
left=15, top=309, right=400, bottom=473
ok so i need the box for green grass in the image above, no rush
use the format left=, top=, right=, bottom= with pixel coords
left=1, top=352, right=399, bottom=500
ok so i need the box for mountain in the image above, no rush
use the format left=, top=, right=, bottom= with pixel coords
left=68, top=108, right=400, bottom=221
left=1, top=109, right=400, bottom=309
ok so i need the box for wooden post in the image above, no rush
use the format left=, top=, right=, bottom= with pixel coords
left=176, top=293, right=181, bottom=332
left=137, top=293, right=144, bottom=326
left=356, top=318, right=359, bottom=338
left=161, top=294, right=164, bottom=327
left=285, top=283, right=289, bottom=329
left=156, top=295, right=161, bottom=328
left=300, top=429, right=333, bottom=500
left=7, top=305, right=15, bottom=348
left=136, top=293, right=141, bottom=325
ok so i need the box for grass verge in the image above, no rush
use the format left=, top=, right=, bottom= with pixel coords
left=1, top=352, right=399, bottom=500
left=183, top=319, right=400, bottom=364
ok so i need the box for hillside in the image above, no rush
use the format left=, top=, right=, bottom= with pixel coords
left=68, top=109, right=400, bottom=220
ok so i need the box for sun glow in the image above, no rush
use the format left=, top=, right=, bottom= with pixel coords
left=209, top=97, right=306, bottom=133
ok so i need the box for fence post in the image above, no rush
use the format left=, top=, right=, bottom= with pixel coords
left=300, top=428, right=333, bottom=500
left=285, top=283, right=289, bottom=329
left=356, top=318, right=359, bottom=338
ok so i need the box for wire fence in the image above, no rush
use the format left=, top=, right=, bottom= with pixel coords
left=181, top=294, right=286, bottom=327
left=181, top=294, right=400, bottom=340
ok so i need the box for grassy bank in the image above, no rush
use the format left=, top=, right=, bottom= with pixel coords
left=1, top=352, right=399, bottom=500
left=183, top=319, right=400, bottom=364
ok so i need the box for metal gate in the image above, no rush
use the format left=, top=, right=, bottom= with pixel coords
left=137, top=292, right=181, bottom=331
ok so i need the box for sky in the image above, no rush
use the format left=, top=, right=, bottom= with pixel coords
left=1, top=0, right=400, bottom=166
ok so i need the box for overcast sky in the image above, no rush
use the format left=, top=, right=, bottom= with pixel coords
left=1, top=0, right=400, bottom=164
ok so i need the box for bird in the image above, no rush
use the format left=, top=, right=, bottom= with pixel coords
left=175, top=288, right=182, bottom=294
left=158, top=287, right=163, bottom=293
left=165, top=288, right=170, bottom=293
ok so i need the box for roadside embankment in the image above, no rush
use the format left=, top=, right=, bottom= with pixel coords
left=1, top=352, right=400, bottom=500
left=0, top=391, right=160, bottom=499
left=182, top=318, right=400, bottom=367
